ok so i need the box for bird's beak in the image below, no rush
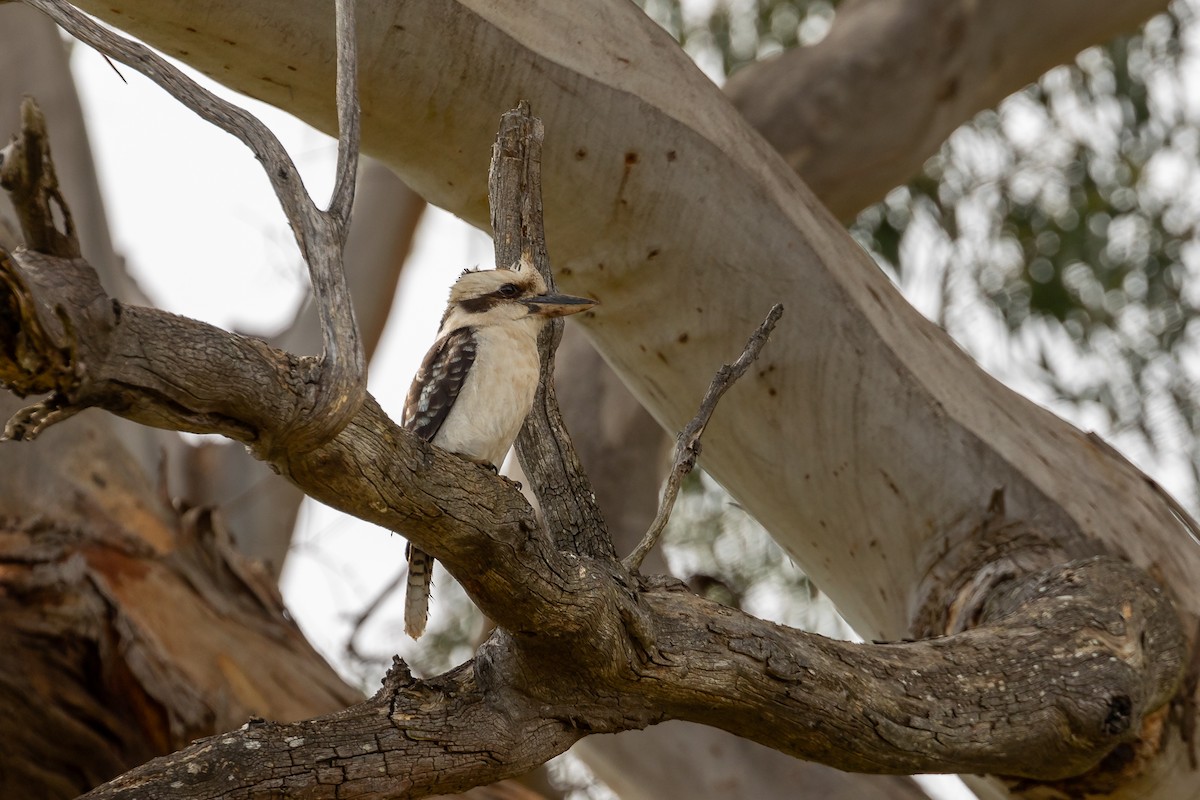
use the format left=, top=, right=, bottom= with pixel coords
left=523, top=293, right=597, bottom=318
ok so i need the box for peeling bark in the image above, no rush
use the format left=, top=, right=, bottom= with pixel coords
left=0, top=454, right=360, bottom=797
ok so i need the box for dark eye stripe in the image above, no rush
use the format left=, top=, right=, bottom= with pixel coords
left=458, top=295, right=498, bottom=314
left=457, top=283, right=526, bottom=314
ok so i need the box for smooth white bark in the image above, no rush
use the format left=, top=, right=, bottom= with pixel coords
left=577, top=722, right=929, bottom=800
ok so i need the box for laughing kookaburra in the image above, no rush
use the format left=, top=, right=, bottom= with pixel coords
left=401, top=260, right=596, bottom=638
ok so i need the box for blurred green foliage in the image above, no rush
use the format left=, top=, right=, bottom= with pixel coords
left=642, top=0, right=839, bottom=76
left=852, top=3, right=1200, bottom=498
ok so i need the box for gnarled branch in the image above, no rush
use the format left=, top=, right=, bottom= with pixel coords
left=21, top=0, right=365, bottom=451
left=0, top=96, right=78, bottom=258
left=0, top=106, right=1185, bottom=797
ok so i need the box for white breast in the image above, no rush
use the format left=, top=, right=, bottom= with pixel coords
left=430, top=323, right=542, bottom=468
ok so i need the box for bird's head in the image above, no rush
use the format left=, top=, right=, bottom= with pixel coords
left=440, top=260, right=596, bottom=331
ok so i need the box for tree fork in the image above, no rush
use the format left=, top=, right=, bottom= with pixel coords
left=15, top=0, right=368, bottom=452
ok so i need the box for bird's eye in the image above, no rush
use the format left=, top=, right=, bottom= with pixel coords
left=497, top=283, right=520, bottom=298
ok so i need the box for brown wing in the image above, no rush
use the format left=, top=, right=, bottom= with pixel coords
left=401, top=326, right=477, bottom=442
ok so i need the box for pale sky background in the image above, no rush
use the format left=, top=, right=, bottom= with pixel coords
left=61, top=18, right=1006, bottom=799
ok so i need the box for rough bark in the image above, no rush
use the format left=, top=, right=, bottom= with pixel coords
left=0, top=103, right=1186, bottom=796
left=492, top=105, right=612, bottom=562
left=0, top=91, right=362, bottom=798
left=724, top=0, right=1174, bottom=222
left=0, top=4, right=170, bottom=485
left=553, top=326, right=668, bottom=568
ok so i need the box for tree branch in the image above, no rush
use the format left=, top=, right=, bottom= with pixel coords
left=21, top=0, right=366, bottom=452
left=0, top=245, right=572, bottom=632
left=0, top=96, right=1186, bottom=796
left=724, top=0, right=1173, bottom=222
left=0, top=96, right=78, bottom=258
left=59, top=4, right=1200, bottom=692
left=73, top=550, right=1183, bottom=798
left=489, top=102, right=611, bottom=560
left=79, top=662, right=583, bottom=800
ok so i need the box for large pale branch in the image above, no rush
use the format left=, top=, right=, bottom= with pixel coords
left=724, top=0, right=1173, bottom=222
left=576, top=724, right=931, bottom=800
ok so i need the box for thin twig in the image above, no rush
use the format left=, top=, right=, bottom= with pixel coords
left=623, top=304, right=785, bottom=572
left=24, top=0, right=366, bottom=446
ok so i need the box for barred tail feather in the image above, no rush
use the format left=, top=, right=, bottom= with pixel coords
left=404, top=546, right=434, bottom=639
